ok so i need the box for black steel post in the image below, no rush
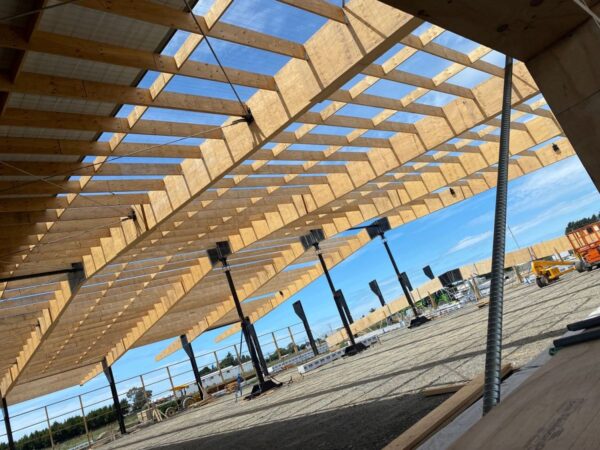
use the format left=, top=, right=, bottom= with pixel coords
left=1, top=394, right=14, bottom=450
left=335, top=289, right=354, bottom=324
left=180, top=335, right=204, bottom=400
left=482, top=55, right=513, bottom=415
left=380, top=237, right=419, bottom=317
left=102, top=360, right=126, bottom=435
left=247, top=321, right=269, bottom=375
left=333, top=291, right=357, bottom=347
left=293, top=301, right=319, bottom=356
left=316, top=250, right=356, bottom=346
left=223, top=266, right=266, bottom=386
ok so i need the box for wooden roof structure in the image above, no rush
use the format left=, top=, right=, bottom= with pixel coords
left=0, top=0, right=574, bottom=404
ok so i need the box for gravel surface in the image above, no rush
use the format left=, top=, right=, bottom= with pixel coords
left=102, top=270, right=600, bottom=450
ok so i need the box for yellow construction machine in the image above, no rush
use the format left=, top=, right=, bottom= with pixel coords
left=531, top=260, right=575, bottom=288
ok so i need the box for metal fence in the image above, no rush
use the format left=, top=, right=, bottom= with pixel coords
left=0, top=322, right=318, bottom=449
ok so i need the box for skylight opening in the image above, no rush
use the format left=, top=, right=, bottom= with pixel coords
left=287, top=144, right=329, bottom=151
left=398, top=52, right=453, bottom=78
left=446, top=67, right=491, bottom=88
left=515, top=114, right=536, bottom=123
left=480, top=50, right=505, bottom=67
left=414, top=91, right=458, bottom=107
left=220, top=0, right=325, bottom=42
left=364, top=78, right=414, bottom=99
left=335, top=104, right=384, bottom=119
left=372, top=43, right=406, bottom=66
left=387, top=111, right=426, bottom=123
left=410, top=22, right=433, bottom=37
left=310, top=125, right=350, bottom=136
left=122, top=134, right=204, bottom=146
left=164, top=75, right=256, bottom=102
left=189, top=38, right=289, bottom=76
left=310, top=100, right=333, bottom=113
left=433, top=31, right=479, bottom=55
left=142, top=107, right=228, bottom=126
left=362, top=130, right=395, bottom=139
left=284, top=123, right=303, bottom=132
left=340, top=74, right=367, bottom=91
left=161, top=30, right=191, bottom=56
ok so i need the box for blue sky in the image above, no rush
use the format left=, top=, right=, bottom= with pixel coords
left=3, top=0, right=600, bottom=441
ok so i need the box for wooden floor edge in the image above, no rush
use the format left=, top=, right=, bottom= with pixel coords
left=384, top=363, right=515, bottom=450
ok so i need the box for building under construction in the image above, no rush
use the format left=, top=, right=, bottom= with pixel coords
left=0, top=0, right=598, bottom=448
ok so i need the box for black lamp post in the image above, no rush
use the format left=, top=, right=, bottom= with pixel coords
left=208, top=241, right=280, bottom=399
left=354, top=218, right=430, bottom=327
left=300, top=229, right=366, bottom=355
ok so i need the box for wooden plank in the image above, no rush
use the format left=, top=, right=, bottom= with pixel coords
left=450, top=338, right=600, bottom=449
left=385, top=364, right=514, bottom=450
left=421, top=382, right=468, bottom=397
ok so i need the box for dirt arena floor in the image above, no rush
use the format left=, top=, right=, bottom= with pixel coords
left=102, top=270, right=600, bottom=450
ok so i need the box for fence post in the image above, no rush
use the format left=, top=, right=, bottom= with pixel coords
left=272, top=332, right=282, bottom=358
left=288, top=327, right=298, bottom=353
left=470, top=278, right=482, bottom=301
left=44, top=406, right=55, bottom=449
left=233, top=344, right=243, bottom=369
left=79, top=395, right=92, bottom=447
left=165, top=366, right=176, bottom=393
left=213, top=352, right=225, bottom=383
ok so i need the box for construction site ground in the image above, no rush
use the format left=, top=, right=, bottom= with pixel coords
left=103, top=270, right=600, bottom=450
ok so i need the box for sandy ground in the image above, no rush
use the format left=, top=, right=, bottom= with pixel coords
left=102, top=270, right=600, bottom=450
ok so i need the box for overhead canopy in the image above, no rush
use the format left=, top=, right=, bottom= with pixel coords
left=0, top=0, right=574, bottom=404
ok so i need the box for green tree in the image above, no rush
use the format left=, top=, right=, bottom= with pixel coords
left=126, top=387, right=151, bottom=411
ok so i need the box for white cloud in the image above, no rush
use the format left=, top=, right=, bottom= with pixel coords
left=511, top=191, right=600, bottom=235
left=447, top=230, right=492, bottom=253
left=510, top=157, right=591, bottom=214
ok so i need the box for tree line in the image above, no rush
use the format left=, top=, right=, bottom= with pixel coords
left=0, top=399, right=129, bottom=450
left=0, top=342, right=310, bottom=449
left=565, top=212, right=600, bottom=234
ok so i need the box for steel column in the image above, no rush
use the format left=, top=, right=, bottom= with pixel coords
left=180, top=335, right=204, bottom=400
left=102, top=360, right=126, bottom=435
left=1, top=395, right=14, bottom=450
left=316, top=250, right=356, bottom=346
left=381, top=238, right=419, bottom=317
left=223, top=267, right=266, bottom=386
left=247, top=321, right=269, bottom=376
left=293, top=301, right=319, bottom=357
left=482, top=55, right=513, bottom=415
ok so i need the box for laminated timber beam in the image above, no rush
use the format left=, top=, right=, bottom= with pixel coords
left=213, top=144, right=576, bottom=341
left=277, top=0, right=347, bottom=23
left=75, top=0, right=308, bottom=59
left=78, top=37, right=536, bottom=272
left=1, top=0, right=424, bottom=397
left=152, top=123, right=566, bottom=360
